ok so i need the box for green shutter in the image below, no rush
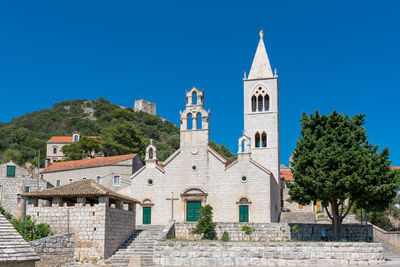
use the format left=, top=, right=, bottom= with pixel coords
left=239, top=205, right=249, bottom=222
left=143, top=207, right=151, bottom=224
left=186, top=201, right=201, bottom=222
left=6, top=166, right=15, bottom=177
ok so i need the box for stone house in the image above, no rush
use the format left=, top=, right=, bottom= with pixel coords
left=134, top=99, right=156, bottom=115
left=0, top=161, right=48, bottom=217
left=45, top=131, right=100, bottom=167
left=23, top=179, right=140, bottom=260
left=131, top=30, right=281, bottom=226
left=0, top=213, right=40, bottom=266
left=40, top=154, right=143, bottom=192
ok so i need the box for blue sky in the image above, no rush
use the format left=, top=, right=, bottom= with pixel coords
left=0, top=1, right=399, bottom=166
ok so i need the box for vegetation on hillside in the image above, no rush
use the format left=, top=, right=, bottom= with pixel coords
left=288, top=111, right=399, bottom=240
left=0, top=98, right=237, bottom=165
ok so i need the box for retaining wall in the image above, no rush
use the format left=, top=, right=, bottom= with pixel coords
left=153, top=241, right=384, bottom=266
left=373, top=224, right=400, bottom=250
left=30, top=233, right=75, bottom=267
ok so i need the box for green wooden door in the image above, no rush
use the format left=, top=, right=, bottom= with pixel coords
left=186, top=201, right=201, bottom=222
left=239, top=205, right=249, bottom=222
left=143, top=207, right=151, bottom=224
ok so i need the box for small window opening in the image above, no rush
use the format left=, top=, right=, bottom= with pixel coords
left=261, top=132, right=267, bottom=147
left=197, top=113, right=202, bottom=129
left=255, top=133, right=260, bottom=148
left=192, top=165, right=197, bottom=171
left=53, top=147, right=57, bottom=154
left=257, top=95, right=263, bottom=111
left=241, top=140, right=245, bottom=153
left=187, top=113, right=193, bottom=130
left=241, top=176, right=247, bottom=182
left=192, top=91, right=197, bottom=105
left=149, top=147, right=153, bottom=159
left=251, top=96, right=257, bottom=112
left=147, top=179, right=153, bottom=185
left=264, top=95, right=270, bottom=111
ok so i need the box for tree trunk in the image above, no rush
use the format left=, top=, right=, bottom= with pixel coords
left=331, top=201, right=341, bottom=240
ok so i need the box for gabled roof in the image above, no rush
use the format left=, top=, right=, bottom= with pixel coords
left=208, top=146, right=229, bottom=165
left=21, top=179, right=140, bottom=204
left=41, top=154, right=136, bottom=173
left=280, top=170, right=294, bottom=181
left=0, top=214, right=40, bottom=263
left=248, top=30, right=273, bottom=79
left=47, top=136, right=100, bottom=143
left=391, top=166, right=400, bottom=170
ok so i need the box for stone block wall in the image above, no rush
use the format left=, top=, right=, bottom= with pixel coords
left=290, top=223, right=373, bottom=242
left=153, top=241, right=384, bottom=266
left=373, top=224, right=400, bottom=250
left=104, top=206, right=136, bottom=258
left=175, top=222, right=373, bottom=242
left=175, top=222, right=290, bottom=241
left=27, top=204, right=136, bottom=261
left=30, top=233, right=74, bottom=267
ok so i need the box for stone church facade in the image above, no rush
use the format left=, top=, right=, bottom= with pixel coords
left=131, top=30, right=281, bottom=226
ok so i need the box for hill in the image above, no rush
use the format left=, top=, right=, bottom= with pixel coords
left=0, top=98, right=237, bottom=166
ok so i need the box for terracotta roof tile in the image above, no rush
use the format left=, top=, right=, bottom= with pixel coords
left=391, top=166, right=400, bottom=170
left=47, top=136, right=100, bottom=143
left=22, top=179, right=140, bottom=204
left=280, top=170, right=294, bottom=181
left=41, top=154, right=136, bottom=173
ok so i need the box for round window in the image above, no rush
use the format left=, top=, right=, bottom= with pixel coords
left=192, top=165, right=197, bottom=171
left=241, top=176, right=247, bottom=183
left=147, top=179, right=153, bottom=185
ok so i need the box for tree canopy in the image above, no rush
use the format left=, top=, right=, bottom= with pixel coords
left=288, top=111, right=399, bottom=239
left=61, top=137, right=101, bottom=160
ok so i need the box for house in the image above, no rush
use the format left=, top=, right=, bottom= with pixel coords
left=40, top=154, right=143, bottom=192
left=0, top=213, right=40, bottom=266
left=131, top=30, right=281, bottom=226
left=23, top=179, right=140, bottom=260
left=45, top=131, right=100, bottom=167
left=0, top=161, right=48, bottom=217
left=134, top=99, right=156, bottom=115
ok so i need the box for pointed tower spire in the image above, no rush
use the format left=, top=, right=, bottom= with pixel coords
left=248, top=29, right=273, bottom=79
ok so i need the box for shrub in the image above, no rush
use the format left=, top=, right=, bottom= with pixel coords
left=291, top=224, right=300, bottom=240
left=221, top=231, right=229, bottom=242
left=192, top=204, right=216, bottom=240
left=241, top=224, right=254, bottom=240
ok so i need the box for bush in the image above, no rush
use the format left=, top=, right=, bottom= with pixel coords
left=241, top=224, right=254, bottom=240
left=0, top=204, right=52, bottom=241
left=192, top=204, right=216, bottom=240
left=221, top=231, right=229, bottom=242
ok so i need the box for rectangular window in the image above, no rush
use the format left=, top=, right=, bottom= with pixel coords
left=113, top=176, right=120, bottom=186
left=25, top=186, right=30, bottom=192
left=68, top=178, right=73, bottom=183
left=53, top=147, right=57, bottom=154
left=298, top=204, right=303, bottom=209
left=6, top=166, right=16, bottom=177
left=96, top=176, right=101, bottom=183
left=82, top=177, right=86, bottom=180
left=56, top=180, right=60, bottom=186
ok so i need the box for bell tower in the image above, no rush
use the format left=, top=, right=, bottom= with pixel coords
left=243, top=30, right=280, bottom=183
left=180, top=87, right=210, bottom=148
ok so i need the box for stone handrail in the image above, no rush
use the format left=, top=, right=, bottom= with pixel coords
left=372, top=223, right=400, bottom=250
left=157, top=220, right=175, bottom=240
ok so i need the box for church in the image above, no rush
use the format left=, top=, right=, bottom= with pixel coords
left=131, top=30, right=281, bottom=225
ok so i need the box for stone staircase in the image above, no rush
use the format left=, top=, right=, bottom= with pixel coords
left=103, top=225, right=164, bottom=267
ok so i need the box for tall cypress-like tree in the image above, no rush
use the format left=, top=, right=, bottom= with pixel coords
left=288, top=111, right=399, bottom=240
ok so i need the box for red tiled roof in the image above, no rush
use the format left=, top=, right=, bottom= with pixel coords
left=41, top=154, right=136, bottom=173
left=280, top=170, right=294, bottom=181
left=47, top=136, right=100, bottom=143
left=391, top=166, right=400, bottom=170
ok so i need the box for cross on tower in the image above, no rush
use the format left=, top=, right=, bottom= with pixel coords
left=166, top=192, right=179, bottom=221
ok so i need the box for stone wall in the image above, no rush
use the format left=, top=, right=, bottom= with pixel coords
left=175, top=222, right=372, bottom=242
left=175, top=222, right=290, bottom=241
left=373, top=224, right=400, bottom=250
left=289, top=223, right=373, bottom=242
left=104, top=206, right=136, bottom=258
left=153, top=241, right=384, bottom=266
left=30, top=233, right=74, bottom=267
left=27, top=203, right=135, bottom=261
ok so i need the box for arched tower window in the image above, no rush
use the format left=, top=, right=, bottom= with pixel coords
left=192, top=91, right=197, bottom=105
left=241, top=140, right=245, bottom=153
left=148, top=147, right=153, bottom=159
left=257, top=95, right=263, bottom=112
left=261, top=132, right=267, bottom=147
left=264, top=95, right=270, bottom=111
left=187, top=113, right=193, bottom=130
left=251, top=86, right=270, bottom=113
left=197, top=113, right=202, bottom=129
left=251, top=96, right=257, bottom=112
left=255, top=132, right=260, bottom=148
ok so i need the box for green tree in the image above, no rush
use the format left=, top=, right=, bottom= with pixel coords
left=0, top=149, right=23, bottom=164
left=288, top=111, right=399, bottom=240
left=61, top=137, right=101, bottom=160
left=192, top=204, right=216, bottom=240
left=101, top=122, right=147, bottom=158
